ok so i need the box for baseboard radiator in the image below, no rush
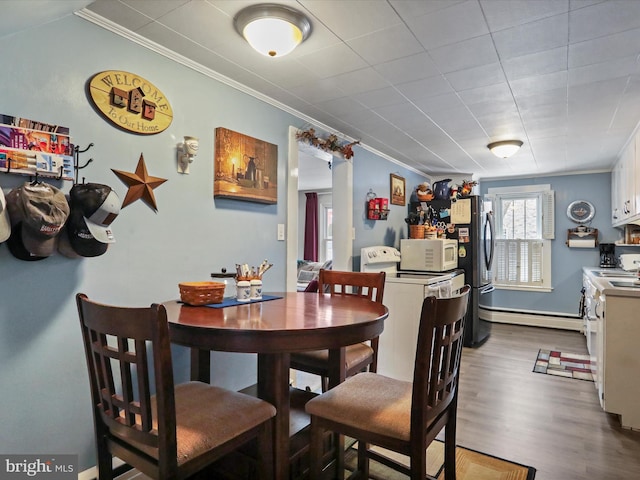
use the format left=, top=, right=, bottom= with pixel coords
left=480, top=307, right=583, bottom=332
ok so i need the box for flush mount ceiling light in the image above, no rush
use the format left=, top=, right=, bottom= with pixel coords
left=487, top=140, right=523, bottom=158
left=234, top=3, right=311, bottom=58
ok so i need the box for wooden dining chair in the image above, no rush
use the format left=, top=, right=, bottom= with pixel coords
left=306, top=285, right=471, bottom=480
left=290, top=269, right=386, bottom=392
left=76, top=293, right=276, bottom=480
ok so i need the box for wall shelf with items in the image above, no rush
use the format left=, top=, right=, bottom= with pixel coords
left=366, top=190, right=389, bottom=220
left=0, top=113, right=78, bottom=182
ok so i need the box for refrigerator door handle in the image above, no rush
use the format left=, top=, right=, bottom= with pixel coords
left=484, top=211, right=495, bottom=272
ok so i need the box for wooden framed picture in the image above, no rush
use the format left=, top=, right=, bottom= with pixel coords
left=390, top=173, right=406, bottom=206
left=214, top=127, right=278, bottom=204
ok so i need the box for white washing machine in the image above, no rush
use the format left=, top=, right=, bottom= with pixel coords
left=361, top=246, right=465, bottom=381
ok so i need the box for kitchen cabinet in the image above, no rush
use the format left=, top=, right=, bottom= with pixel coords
left=583, top=268, right=640, bottom=430
left=611, top=135, right=637, bottom=225
left=612, top=129, right=640, bottom=226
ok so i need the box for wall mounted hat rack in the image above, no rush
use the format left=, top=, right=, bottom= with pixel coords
left=73, top=143, right=94, bottom=184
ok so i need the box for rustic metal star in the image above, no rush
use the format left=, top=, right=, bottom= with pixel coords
left=112, top=153, right=167, bottom=211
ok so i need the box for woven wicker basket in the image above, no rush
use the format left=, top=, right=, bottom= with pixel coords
left=179, top=281, right=225, bottom=305
left=409, top=225, right=426, bottom=239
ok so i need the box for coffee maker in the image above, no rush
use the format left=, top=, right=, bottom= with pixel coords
left=599, top=243, right=617, bottom=268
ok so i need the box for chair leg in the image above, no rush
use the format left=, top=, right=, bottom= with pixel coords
left=321, top=376, right=328, bottom=393
left=336, top=433, right=345, bottom=478
left=309, top=417, right=324, bottom=480
left=257, top=420, right=274, bottom=480
left=444, top=412, right=458, bottom=480
left=357, top=440, right=369, bottom=479
left=96, top=436, right=114, bottom=480
left=410, top=444, right=427, bottom=480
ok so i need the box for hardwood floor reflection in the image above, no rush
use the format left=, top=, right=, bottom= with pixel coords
left=456, top=323, right=640, bottom=480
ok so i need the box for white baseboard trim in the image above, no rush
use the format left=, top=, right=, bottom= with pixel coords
left=481, top=308, right=583, bottom=332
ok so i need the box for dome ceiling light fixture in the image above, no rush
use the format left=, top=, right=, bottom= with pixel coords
left=234, top=3, right=311, bottom=58
left=487, top=140, right=523, bottom=158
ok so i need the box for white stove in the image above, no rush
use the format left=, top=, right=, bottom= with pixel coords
left=360, top=245, right=401, bottom=274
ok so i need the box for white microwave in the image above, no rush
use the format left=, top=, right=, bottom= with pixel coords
left=400, top=239, right=458, bottom=272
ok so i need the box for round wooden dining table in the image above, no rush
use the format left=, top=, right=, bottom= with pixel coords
left=163, top=292, right=388, bottom=479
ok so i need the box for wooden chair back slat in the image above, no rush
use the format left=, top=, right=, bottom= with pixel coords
left=318, top=269, right=385, bottom=303
left=412, top=285, right=469, bottom=429
left=77, top=294, right=171, bottom=450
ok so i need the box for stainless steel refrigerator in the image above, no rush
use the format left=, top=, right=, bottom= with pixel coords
left=409, top=195, right=495, bottom=347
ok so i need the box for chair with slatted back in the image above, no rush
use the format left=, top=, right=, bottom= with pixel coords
left=76, top=293, right=276, bottom=480
left=290, top=269, right=386, bottom=393
left=306, top=285, right=471, bottom=480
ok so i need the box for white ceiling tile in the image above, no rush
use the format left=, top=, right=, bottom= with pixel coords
left=153, top=1, right=231, bottom=50
left=314, top=96, right=369, bottom=117
left=352, top=87, right=408, bottom=109
left=406, top=0, right=489, bottom=50
left=445, top=63, right=507, bottom=91
left=502, top=47, right=568, bottom=81
left=374, top=52, right=441, bottom=84
left=396, top=75, right=455, bottom=102
left=569, top=28, right=640, bottom=68
left=515, top=87, right=568, bottom=109
left=299, top=0, right=402, bottom=40
left=121, top=0, right=191, bottom=18
left=428, top=106, right=487, bottom=139
left=289, top=77, right=348, bottom=104
left=325, top=68, right=389, bottom=96
left=412, top=92, right=465, bottom=114
left=569, top=0, right=640, bottom=43
left=372, top=103, right=431, bottom=131
left=509, top=70, right=568, bottom=97
left=347, top=24, right=424, bottom=65
left=390, top=0, right=466, bottom=19
left=429, top=34, right=500, bottom=73
left=568, top=55, right=639, bottom=86
left=85, top=0, right=152, bottom=30
left=457, top=82, right=514, bottom=105
left=480, top=0, right=568, bottom=32
left=492, top=13, right=568, bottom=60
left=296, top=43, right=369, bottom=78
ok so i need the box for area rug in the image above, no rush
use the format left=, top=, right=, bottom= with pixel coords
left=533, top=349, right=594, bottom=381
left=345, top=440, right=536, bottom=480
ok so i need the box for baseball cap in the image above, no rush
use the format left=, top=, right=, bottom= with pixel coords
left=0, top=189, right=10, bottom=243
left=69, top=183, right=120, bottom=243
left=6, top=222, right=47, bottom=261
left=5, top=182, right=69, bottom=257
left=65, top=209, right=109, bottom=258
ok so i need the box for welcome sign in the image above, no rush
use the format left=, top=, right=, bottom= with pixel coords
left=87, top=70, right=173, bottom=135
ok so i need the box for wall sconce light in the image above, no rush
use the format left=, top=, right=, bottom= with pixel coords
left=487, top=140, right=523, bottom=158
left=177, top=136, right=199, bottom=174
left=234, top=3, right=311, bottom=58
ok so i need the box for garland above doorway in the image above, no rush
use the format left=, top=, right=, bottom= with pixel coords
left=296, top=128, right=359, bottom=159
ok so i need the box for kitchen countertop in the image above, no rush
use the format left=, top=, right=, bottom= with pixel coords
left=583, top=267, right=640, bottom=298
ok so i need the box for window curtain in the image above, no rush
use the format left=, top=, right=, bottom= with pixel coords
left=304, top=192, right=318, bottom=261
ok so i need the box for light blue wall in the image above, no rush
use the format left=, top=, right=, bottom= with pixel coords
left=480, top=172, right=622, bottom=315
left=352, top=147, right=428, bottom=269
left=0, top=15, right=410, bottom=470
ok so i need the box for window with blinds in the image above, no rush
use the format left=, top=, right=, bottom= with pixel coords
left=487, top=185, right=553, bottom=291
left=494, top=239, right=544, bottom=286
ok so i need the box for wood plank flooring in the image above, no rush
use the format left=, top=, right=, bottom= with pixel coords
left=456, top=323, right=640, bottom=480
